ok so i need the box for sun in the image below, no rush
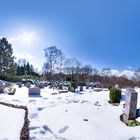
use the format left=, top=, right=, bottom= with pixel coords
left=20, top=32, right=35, bottom=43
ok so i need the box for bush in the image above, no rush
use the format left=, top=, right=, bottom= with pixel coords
left=127, top=120, right=140, bottom=127
left=109, top=87, right=121, bottom=103
left=71, top=81, right=78, bottom=90
left=8, top=88, right=16, bottom=95
left=108, top=85, right=113, bottom=90
left=6, top=76, right=22, bottom=82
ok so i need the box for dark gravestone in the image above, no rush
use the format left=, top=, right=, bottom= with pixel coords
left=80, top=86, right=83, bottom=91
left=29, top=87, right=41, bottom=97
left=59, top=84, right=63, bottom=90
left=68, top=86, right=75, bottom=92
left=123, top=88, right=138, bottom=122
left=0, top=83, right=4, bottom=93
left=0, top=87, right=4, bottom=93
left=36, top=83, right=44, bottom=89
left=26, top=83, right=31, bottom=88
left=18, top=82, right=22, bottom=88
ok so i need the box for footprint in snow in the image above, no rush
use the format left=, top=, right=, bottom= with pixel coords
left=42, top=125, right=53, bottom=134
left=37, top=107, right=45, bottom=111
left=29, top=136, right=36, bottom=140
left=94, top=101, right=101, bottom=106
left=39, top=130, right=46, bottom=135
left=30, top=113, right=38, bottom=119
left=30, top=126, right=40, bottom=130
left=58, top=125, right=69, bottom=134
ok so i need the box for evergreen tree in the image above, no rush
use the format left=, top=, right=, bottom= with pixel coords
left=0, top=38, right=15, bottom=79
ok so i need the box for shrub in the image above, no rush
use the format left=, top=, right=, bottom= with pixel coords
left=127, top=120, right=140, bottom=127
left=6, top=76, right=22, bottom=82
left=71, top=81, right=78, bottom=90
left=108, top=85, right=113, bottom=90
left=109, top=87, right=121, bottom=103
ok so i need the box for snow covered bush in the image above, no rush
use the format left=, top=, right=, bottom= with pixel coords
left=8, top=88, right=16, bottom=95
left=109, top=87, right=121, bottom=103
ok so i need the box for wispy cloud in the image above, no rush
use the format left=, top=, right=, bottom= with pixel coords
left=8, top=31, right=36, bottom=44
left=14, top=52, right=34, bottom=61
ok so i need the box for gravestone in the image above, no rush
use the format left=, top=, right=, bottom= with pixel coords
left=18, top=82, right=22, bottom=88
left=59, top=84, right=63, bottom=90
left=0, top=87, right=4, bottom=93
left=29, top=87, right=41, bottom=97
left=36, top=83, right=44, bottom=89
left=123, top=88, right=138, bottom=122
left=26, top=83, right=31, bottom=88
left=80, top=86, right=83, bottom=91
left=68, top=86, right=75, bottom=92
left=0, top=82, right=4, bottom=93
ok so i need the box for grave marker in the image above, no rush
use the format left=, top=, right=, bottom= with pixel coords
left=123, top=88, right=138, bottom=122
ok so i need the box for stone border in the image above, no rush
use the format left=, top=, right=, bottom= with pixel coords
left=0, top=102, right=29, bottom=140
left=108, top=100, right=120, bottom=106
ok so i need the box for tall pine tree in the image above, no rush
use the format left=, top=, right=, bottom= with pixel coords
left=0, top=38, right=15, bottom=79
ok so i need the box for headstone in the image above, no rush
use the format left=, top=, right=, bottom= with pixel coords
left=0, top=87, right=4, bottom=93
left=29, top=87, right=41, bottom=97
left=18, top=82, right=22, bottom=88
left=123, top=88, right=138, bottom=122
left=36, top=83, right=44, bottom=89
left=80, top=86, right=83, bottom=91
left=59, top=84, right=63, bottom=90
left=26, top=83, right=31, bottom=88
left=0, top=82, right=4, bottom=93
left=68, top=86, right=75, bottom=92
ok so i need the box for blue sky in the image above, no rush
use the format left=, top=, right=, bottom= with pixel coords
left=0, top=0, right=140, bottom=71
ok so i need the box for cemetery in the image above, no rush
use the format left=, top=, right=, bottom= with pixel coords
left=0, top=79, right=140, bottom=140
left=0, top=1, right=140, bottom=139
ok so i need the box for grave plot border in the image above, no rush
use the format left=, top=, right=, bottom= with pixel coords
left=0, top=102, right=29, bottom=140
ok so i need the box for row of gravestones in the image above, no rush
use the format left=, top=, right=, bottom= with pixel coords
left=17, top=82, right=140, bottom=120
left=17, top=82, right=46, bottom=89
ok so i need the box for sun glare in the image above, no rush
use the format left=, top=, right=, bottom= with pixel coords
left=20, top=32, right=35, bottom=43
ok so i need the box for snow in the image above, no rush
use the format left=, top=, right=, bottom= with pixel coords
left=0, top=85, right=140, bottom=140
left=0, top=104, right=25, bottom=140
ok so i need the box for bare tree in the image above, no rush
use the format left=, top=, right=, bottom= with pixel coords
left=64, top=58, right=81, bottom=81
left=101, top=68, right=111, bottom=77
left=134, top=68, right=140, bottom=82
left=44, top=46, right=62, bottom=74
left=58, top=51, right=65, bottom=73
left=80, top=65, right=93, bottom=82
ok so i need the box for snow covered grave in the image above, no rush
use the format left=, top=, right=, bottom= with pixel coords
left=0, top=104, right=25, bottom=140
left=29, top=87, right=41, bottom=97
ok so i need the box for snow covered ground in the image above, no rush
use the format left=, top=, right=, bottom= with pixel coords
left=0, top=85, right=140, bottom=140
left=0, top=104, right=25, bottom=140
